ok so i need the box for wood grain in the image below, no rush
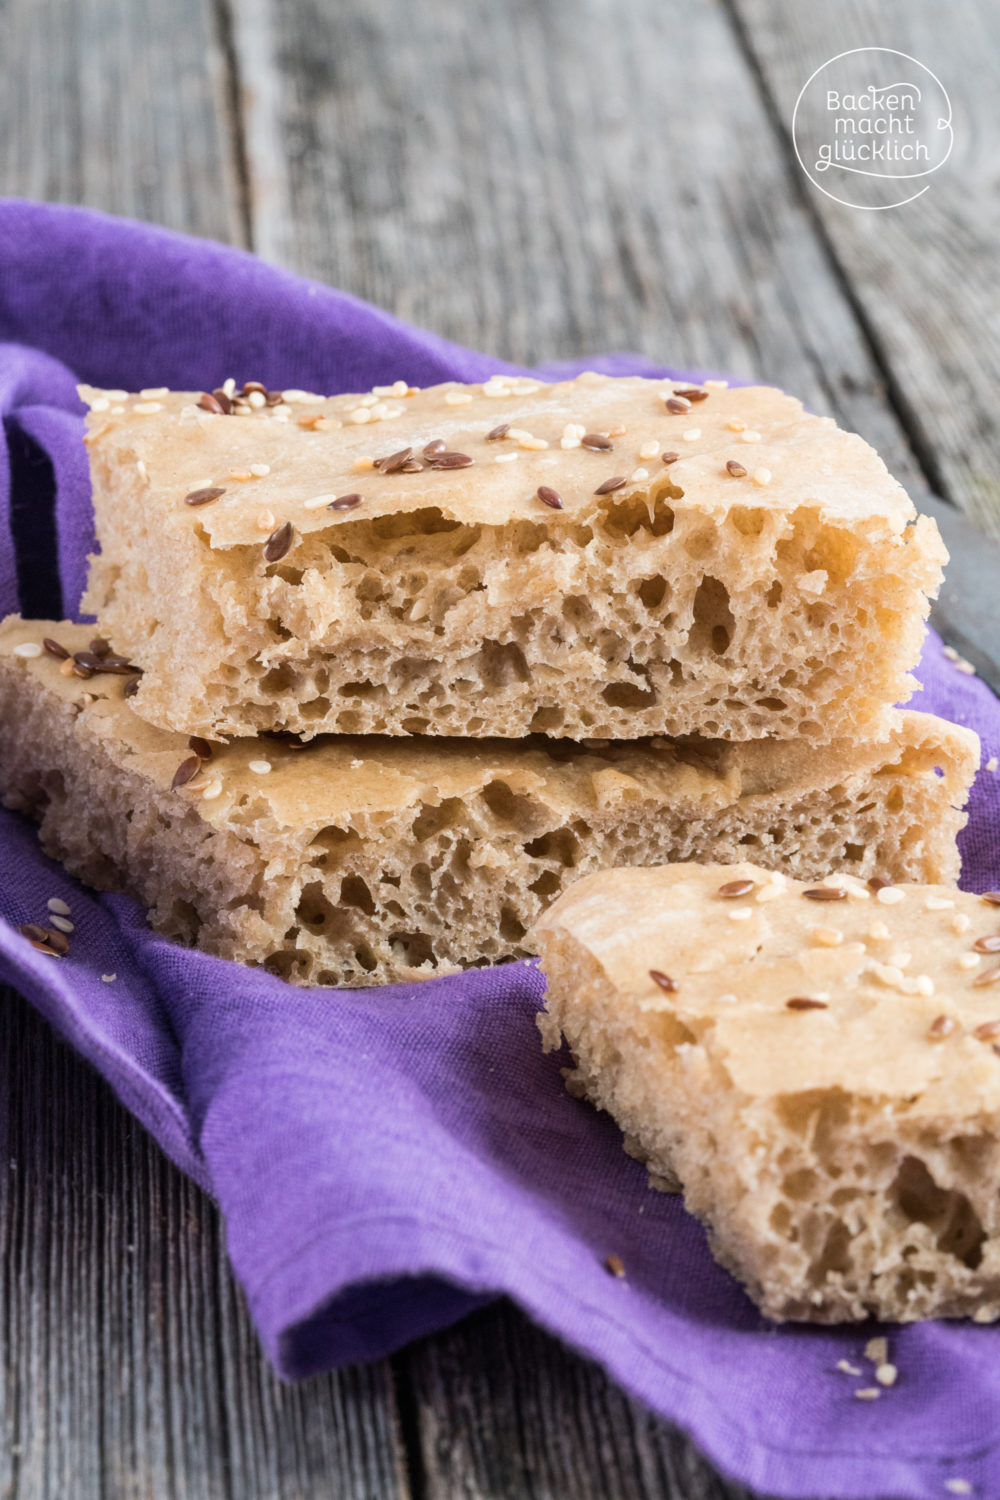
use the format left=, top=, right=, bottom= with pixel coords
left=402, top=1301, right=758, bottom=1500
left=0, top=986, right=410, bottom=1500
left=729, top=0, right=1000, bottom=535
left=0, top=0, right=246, bottom=246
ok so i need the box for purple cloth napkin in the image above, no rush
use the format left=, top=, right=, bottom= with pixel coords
left=1, top=199, right=999, bottom=1500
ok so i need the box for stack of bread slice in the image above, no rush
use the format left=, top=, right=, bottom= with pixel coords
left=0, top=372, right=978, bottom=985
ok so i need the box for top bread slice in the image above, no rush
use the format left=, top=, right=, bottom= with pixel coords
left=80, top=373, right=944, bottom=742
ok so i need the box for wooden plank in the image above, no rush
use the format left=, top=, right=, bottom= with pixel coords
left=728, top=0, right=1000, bottom=537
left=0, top=0, right=247, bottom=245
left=401, top=1301, right=755, bottom=1500
left=0, top=987, right=411, bottom=1500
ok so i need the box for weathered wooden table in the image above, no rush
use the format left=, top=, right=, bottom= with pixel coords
left=2, top=1, right=998, bottom=1494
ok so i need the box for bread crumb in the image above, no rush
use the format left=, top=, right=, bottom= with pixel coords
left=836, top=1360, right=862, bottom=1376
left=864, top=1335, right=888, bottom=1364
left=944, top=1482, right=973, bottom=1496
left=854, top=1387, right=880, bottom=1401
left=875, top=1362, right=897, bottom=1387
left=101, top=973, right=116, bottom=983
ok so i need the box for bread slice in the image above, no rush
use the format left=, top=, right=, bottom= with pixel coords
left=534, top=861, right=1000, bottom=1324
left=0, top=619, right=976, bottom=987
left=78, top=374, right=943, bottom=742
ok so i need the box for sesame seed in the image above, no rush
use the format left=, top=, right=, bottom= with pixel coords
left=630, top=468, right=649, bottom=482
left=943, top=645, right=959, bottom=661
left=47, top=897, right=71, bottom=916
left=88, top=397, right=109, bottom=412
left=136, top=459, right=148, bottom=480
left=352, top=456, right=375, bottom=472
left=348, top=407, right=372, bottom=424
left=171, top=755, right=202, bottom=790
left=249, top=759, right=272, bottom=774
left=812, top=927, right=843, bottom=947
left=665, top=396, right=691, bottom=414
left=537, top=486, right=563, bottom=510
left=649, top=970, right=678, bottom=993
left=704, top=379, right=728, bottom=389
left=604, top=1253, right=626, bottom=1278
left=974, top=964, right=1000, bottom=988
left=925, top=895, right=955, bottom=910
left=250, top=463, right=271, bottom=478
left=581, top=433, right=613, bottom=451
left=725, top=460, right=747, bottom=478
left=263, top=521, right=294, bottom=563
left=682, top=428, right=701, bottom=442
left=132, top=401, right=163, bottom=414
left=13, top=642, right=43, bottom=659
left=872, top=963, right=905, bottom=988
left=952, top=913, right=973, bottom=934
left=303, top=494, right=338, bottom=510
left=877, top=886, right=906, bottom=905
left=229, top=470, right=253, bottom=482
left=958, top=953, right=981, bottom=971
left=944, top=1482, right=972, bottom=1496
left=101, top=974, right=116, bottom=983
left=741, top=429, right=762, bottom=444
left=639, top=441, right=660, bottom=460
left=487, top=423, right=510, bottom=441
left=973, top=935, right=1000, bottom=953
left=926, top=1014, right=955, bottom=1040
left=185, top=486, right=226, bottom=507
left=914, top=975, right=935, bottom=997
left=517, top=435, right=549, bottom=451
left=444, top=391, right=473, bottom=405
left=201, top=778, right=224, bottom=801
left=751, top=468, right=772, bottom=487
left=955, top=657, right=976, bottom=675
left=594, top=475, right=627, bottom=495
left=718, top=879, right=755, bottom=898
left=661, top=451, right=680, bottom=465
left=854, top=1388, right=880, bottom=1401
left=728, top=907, right=752, bottom=921
left=248, top=391, right=267, bottom=409
left=786, top=997, right=828, bottom=1010
left=494, top=452, right=519, bottom=463
left=987, top=757, right=999, bottom=772
left=727, top=419, right=746, bottom=432
left=49, top=914, right=74, bottom=934
left=256, top=509, right=276, bottom=532
left=803, top=886, right=848, bottom=902
left=867, top=920, right=890, bottom=940
left=836, top=1360, right=863, bottom=1376
left=875, top=1363, right=898, bottom=1387
left=754, top=884, right=784, bottom=904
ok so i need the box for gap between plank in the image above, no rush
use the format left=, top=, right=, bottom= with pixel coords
left=390, top=1353, right=428, bottom=1500
left=718, top=0, right=954, bottom=508
left=212, top=0, right=255, bottom=253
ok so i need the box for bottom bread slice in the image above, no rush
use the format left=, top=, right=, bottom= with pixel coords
left=534, top=861, right=1000, bottom=1323
left=0, top=616, right=979, bottom=987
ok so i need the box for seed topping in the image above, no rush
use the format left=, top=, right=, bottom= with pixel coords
left=263, top=521, right=294, bottom=562
left=649, top=970, right=678, bottom=993
left=185, top=486, right=226, bottom=507
left=665, top=396, right=691, bottom=414
left=581, top=433, right=613, bottom=451
left=973, top=964, right=1000, bottom=988
left=374, top=446, right=414, bottom=474
left=803, top=886, right=848, bottom=902
left=725, top=460, right=747, bottom=478
left=786, top=997, right=828, bottom=1011
left=718, top=879, right=755, bottom=898
left=43, top=637, right=70, bottom=659
left=973, top=935, right=1000, bottom=953
left=537, top=486, right=563, bottom=510
left=328, top=493, right=363, bottom=511
left=604, top=1253, right=626, bottom=1278
left=594, top=475, right=627, bottom=495
left=171, top=755, right=203, bottom=790
left=487, top=423, right=510, bottom=441
left=428, top=451, right=474, bottom=469
left=661, top=451, right=680, bottom=465
left=927, top=1014, right=956, bottom=1039
left=188, top=735, right=213, bottom=761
